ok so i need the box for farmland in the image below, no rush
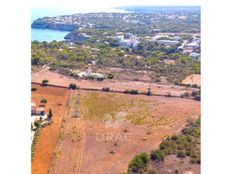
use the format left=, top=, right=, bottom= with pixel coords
left=32, top=67, right=198, bottom=97
left=48, top=90, right=200, bottom=174
left=31, top=84, right=70, bottom=174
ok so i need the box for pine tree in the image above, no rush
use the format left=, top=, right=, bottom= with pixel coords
left=48, top=108, right=53, bottom=119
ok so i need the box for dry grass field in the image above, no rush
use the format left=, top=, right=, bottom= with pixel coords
left=48, top=90, right=200, bottom=174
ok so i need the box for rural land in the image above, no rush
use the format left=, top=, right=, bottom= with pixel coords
left=31, top=6, right=201, bottom=174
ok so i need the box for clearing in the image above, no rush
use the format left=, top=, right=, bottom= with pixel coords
left=182, top=74, right=201, bottom=86
left=49, top=90, right=200, bottom=174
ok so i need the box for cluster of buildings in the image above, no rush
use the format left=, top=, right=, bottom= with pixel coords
left=69, top=69, right=104, bottom=81
left=113, top=33, right=140, bottom=48
left=149, top=33, right=201, bottom=60
left=31, top=103, right=45, bottom=116
left=151, top=33, right=181, bottom=46
left=178, top=36, right=201, bottom=59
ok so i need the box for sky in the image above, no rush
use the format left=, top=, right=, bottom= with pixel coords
left=32, top=0, right=201, bottom=9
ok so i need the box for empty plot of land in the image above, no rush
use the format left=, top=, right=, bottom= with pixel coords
left=49, top=91, right=200, bottom=174
left=31, top=84, right=70, bottom=174
left=32, top=68, right=196, bottom=96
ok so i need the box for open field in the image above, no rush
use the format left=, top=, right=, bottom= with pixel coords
left=49, top=90, right=200, bottom=174
left=31, top=84, right=70, bottom=174
left=32, top=68, right=198, bottom=97
left=182, top=74, right=201, bottom=86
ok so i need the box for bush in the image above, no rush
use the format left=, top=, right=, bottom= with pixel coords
left=150, top=150, right=165, bottom=161
left=69, top=83, right=77, bottom=90
left=171, top=135, right=178, bottom=141
left=34, top=121, right=41, bottom=129
left=31, top=87, right=37, bottom=91
left=102, top=87, right=110, bottom=92
left=96, top=77, right=104, bottom=81
left=124, top=89, right=130, bottom=94
left=191, top=90, right=199, bottom=96
left=124, top=89, right=138, bottom=95
left=177, top=150, right=186, bottom=158
left=148, top=169, right=157, bottom=174
left=40, top=98, right=47, bottom=105
left=166, top=92, right=171, bottom=97
left=42, top=79, right=49, bottom=86
left=108, top=73, right=115, bottom=79
left=129, top=153, right=150, bottom=172
left=191, top=84, right=198, bottom=88
left=184, top=92, right=190, bottom=97
left=130, top=90, right=138, bottom=95
left=194, top=95, right=201, bottom=101
left=147, top=88, right=152, bottom=96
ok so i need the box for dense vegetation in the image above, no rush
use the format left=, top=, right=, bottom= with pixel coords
left=31, top=40, right=200, bottom=84
left=127, top=118, right=201, bottom=174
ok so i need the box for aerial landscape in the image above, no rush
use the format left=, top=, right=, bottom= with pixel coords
left=31, top=5, right=201, bottom=174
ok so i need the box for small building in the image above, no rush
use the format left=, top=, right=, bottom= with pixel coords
left=35, top=107, right=45, bottom=115
left=189, top=52, right=201, bottom=59
left=156, top=40, right=180, bottom=46
left=31, top=103, right=45, bottom=116
left=31, top=103, right=36, bottom=115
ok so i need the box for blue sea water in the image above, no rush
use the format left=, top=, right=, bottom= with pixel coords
left=31, top=7, right=128, bottom=42
left=31, top=8, right=79, bottom=42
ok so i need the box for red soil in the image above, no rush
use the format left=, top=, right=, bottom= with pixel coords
left=31, top=84, right=70, bottom=174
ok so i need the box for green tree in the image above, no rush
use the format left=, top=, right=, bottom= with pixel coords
left=150, top=150, right=165, bottom=161
left=42, top=79, right=49, bottom=86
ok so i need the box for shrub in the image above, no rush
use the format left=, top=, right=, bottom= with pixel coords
left=96, top=77, right=104, bottom=81
left=40, top=98, right=47, bottom=105
left=194, top=95, right=201, bottom=101
left=191, top=84, right=198, bottom=88
left=124, top=89, right=138, bottom=95
left=31, top=87, right=37, bottom=91
left=34, top=121, right=41, bottom=129
left=147, top=88, right=152, bottom=96
left=108, top=73, right=115, bottom=79
left=171, top=135, right=178, bottom=141
left=129, top=153, right=150, bottom=172
left=129, top=90, right=138, bottom=95
left=150, top=150, right=165, bottom=161
left=102, top=87, right=110, bottom=92
left=69, top=83, right=77, bottom=90
left=191, top=90, right=199, bottom=96
left=177, top=150, right=186, bottom=158
left=184, top=92, right=190, bottom=97
left=42, top=79, right=49, bottom=86
left=166, top=92, right=171, bottom=97
left=124, top=89, right=130, bottom=94
left=148, top=169, right=157, bottom=174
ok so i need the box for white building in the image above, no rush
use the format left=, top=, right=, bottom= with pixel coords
left=156, top=40, right=180, bottom=46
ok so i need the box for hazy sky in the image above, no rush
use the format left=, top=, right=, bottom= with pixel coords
left=32, top=0, right=201, bottom=9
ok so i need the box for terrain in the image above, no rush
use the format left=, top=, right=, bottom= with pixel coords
left=31, top=84, right=70, bottom=174
left=31, top=6, right=201, bottom=174
left=48, top=90, right=200, bottom=174
left=32, top=67, right=198, bottom=97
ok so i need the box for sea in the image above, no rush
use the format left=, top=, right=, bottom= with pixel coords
left=31, top=8, right=128, bottom=42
